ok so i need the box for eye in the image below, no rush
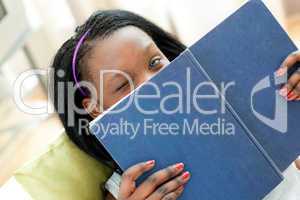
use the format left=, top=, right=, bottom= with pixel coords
left=115, top=81, right=129, bottom=92
left=148, top=56, right=162, bottom=70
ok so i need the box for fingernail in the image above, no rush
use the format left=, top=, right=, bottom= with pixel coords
left=287, top=91, right=293, bottom=98
left=181, top=171, right=190, bottom=180
left=276, top=67, right=286, bottom=77
left=146, top=160, right=155, bottom=166
left=289, top=94, right=298, bottom=101
left=287, top=92, right=295, bottom=100
left=279, top=87, right=288, bottom=97
left=174, top=163, right=184, bottom=171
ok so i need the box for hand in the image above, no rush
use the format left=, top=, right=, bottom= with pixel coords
left=275, top=51, right=300, bottom=170
left=117, top=160, right=190, bottom=200
left=276, top=50, right=300, bottom=101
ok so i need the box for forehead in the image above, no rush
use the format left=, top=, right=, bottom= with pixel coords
left=86, top=26, right=154, bottom=70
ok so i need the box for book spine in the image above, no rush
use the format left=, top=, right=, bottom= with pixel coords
left=184, top=49, right=283, bottom=179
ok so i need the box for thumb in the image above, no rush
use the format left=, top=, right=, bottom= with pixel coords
left=119, top=160, right=155, bottom=199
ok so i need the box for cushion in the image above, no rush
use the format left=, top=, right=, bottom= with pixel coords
left=14, top=131, right=113, bottom=200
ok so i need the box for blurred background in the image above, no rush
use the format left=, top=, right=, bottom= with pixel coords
left=0, top=0, right=299, bottom=186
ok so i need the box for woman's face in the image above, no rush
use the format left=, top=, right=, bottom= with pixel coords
left=82, top=26, right=170, bottom=117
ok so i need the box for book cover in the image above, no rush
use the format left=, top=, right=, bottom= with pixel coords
left=89, top=0, right=299, bottom=199
left=189, top=0, right=300, bottom=171
left=90, top=51, right=282, bottom=199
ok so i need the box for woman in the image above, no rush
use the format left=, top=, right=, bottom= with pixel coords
left=51, top=10, right=300, bottom=200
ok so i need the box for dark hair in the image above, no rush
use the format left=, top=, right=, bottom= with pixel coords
left=51, top=10, right=186, bottom=166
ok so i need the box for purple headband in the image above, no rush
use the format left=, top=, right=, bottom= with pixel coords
left=72, top=28, right=91, bottom=96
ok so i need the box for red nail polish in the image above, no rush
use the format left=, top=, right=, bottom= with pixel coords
left=146, top=160, right=155, bottom=166
left=287, top=92, right=295, bottom=100
left=290, top=94, right=298, bottom=101
left=175, top=163, right=184, bottom=171
left=182, top=172, right=190, bottom=180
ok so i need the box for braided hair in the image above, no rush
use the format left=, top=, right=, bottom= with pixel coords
left=51, top=10, right=186, bottom=166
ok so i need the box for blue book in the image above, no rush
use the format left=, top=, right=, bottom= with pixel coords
left=90, top=0, right=299, bottom=199
left=189, top=0, right=300, bottom=172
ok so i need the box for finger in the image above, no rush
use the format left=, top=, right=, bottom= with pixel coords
left=295, top=159, right=300, bottom=170
left=289, top=80, right=300, bottom=100
left=287, top=91, right=300, bottom=101
left=276, top=50, right=300, bottom=77
left=147, top=186, right=184, bottom=200
left=132, top=163, right=185, bottom=199
left=146, top=172, right=190, bottom=200
left=161, top=186, right=184, bottom=200
left=287, top=92, right=299, bottom=101
left=279, top=71, right=300, bottom=98
left=119, top=160, right=155, bottom=198
left=286, top=84, right=300, bottom=101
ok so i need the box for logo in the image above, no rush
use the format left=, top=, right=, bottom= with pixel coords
left=251, top=73, right=287, bottom=133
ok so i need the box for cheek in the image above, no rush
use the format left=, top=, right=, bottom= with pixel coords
left=94, top=85, right=111, bottom=109
left=102, top=92, right=131, bottom=110
left=96, top=84, right=131, bottom=110
left=90, top=81, right=110, bottom=110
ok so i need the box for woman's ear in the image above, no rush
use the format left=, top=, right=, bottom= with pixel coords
left=82, top=97, right=101, bottom=119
